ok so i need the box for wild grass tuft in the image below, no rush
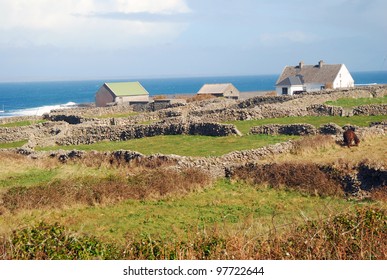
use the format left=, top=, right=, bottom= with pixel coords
left=0, top=168, right=212, bottom=212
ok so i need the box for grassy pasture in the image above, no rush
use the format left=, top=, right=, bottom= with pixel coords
left=38, top=134, right=298, bottom=156
left=325, top=95, right=387, bottom=108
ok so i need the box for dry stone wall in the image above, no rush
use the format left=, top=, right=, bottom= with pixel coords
left=54, top=122, right=241, bottom=146
left=353, top=104, right=387, bottom=116
left=250, top=123, right=386, bottom=139
left=250, top=124, right=317, bottom=136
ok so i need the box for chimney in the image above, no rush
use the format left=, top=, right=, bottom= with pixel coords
left=318, top=60, right=324, bottom=68
left=299, top=61, right=304, bottom=68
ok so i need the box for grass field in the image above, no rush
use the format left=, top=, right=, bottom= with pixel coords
left=325, top=96, right=387, bottom=108
left=0, top=140, right=28, bottom=149
left=39, top=134, right=298, bottom=156
left=0, top=179, right=369, bottom=243
left=36, top=115, right=386, bottom=156
left=0, top=112, right=386, bottom=259
left=0, top=142, right=385, bottom=259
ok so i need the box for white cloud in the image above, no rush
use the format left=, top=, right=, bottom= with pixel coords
left=0, top=0, right=191, bottom=48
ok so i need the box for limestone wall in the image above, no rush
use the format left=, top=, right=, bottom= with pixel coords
left=250, top=123, right=386, bottom=140
left=250, top=124, right=318, bottom=136
left=54, top=122, right=241, bottom=146
left=353, top=104, right=387, bottom=116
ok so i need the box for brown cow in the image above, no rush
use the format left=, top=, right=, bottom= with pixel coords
left=343, top=129, right=360, bottom=148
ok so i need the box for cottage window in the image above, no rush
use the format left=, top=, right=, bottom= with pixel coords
left=282, top=87, right=288, bottom=95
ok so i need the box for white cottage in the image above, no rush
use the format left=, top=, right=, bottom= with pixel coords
left=276, top=60, right=354, bottom=95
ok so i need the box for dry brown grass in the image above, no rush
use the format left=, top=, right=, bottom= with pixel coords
left=152, top=95, right=168, bottom=100
left=270, top=135, right=386, bottom=166
left=370, top=188, right=387, bottom=202
left=0, top=167, right=212, bottom=213
left=230, top=162, right=344, bottom=197
left=264, top=91, right=277, bottom=96
left=186, top=94, right=216, bottom=103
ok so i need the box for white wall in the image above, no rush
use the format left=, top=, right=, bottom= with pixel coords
left=276, top=85, right=304, bottom=95
left=304, top=83, right=325, bottom=92
left=118, top=95, right=149, bottom=104
left=333, top=65, right=354, bottom=88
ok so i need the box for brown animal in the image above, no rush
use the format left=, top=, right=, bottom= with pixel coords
left=343, top=129, right=360, bottom=148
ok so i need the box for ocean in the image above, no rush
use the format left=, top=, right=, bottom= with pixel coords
left=0, top=71, right=386, bottom=118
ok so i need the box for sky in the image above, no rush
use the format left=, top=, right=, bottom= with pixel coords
left=0, top=0, right=386, bottom=82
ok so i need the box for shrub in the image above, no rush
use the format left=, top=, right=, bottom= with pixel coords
left=0, top=168, right=212, bottom=211
left=230, top=162, right=344, bottom=197
left=258, top=207, right=387, bottom=259
left=3, top=222, right=120, bottom=260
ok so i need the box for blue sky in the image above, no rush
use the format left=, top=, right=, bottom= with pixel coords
left=0, top=0, right=386, bottom=82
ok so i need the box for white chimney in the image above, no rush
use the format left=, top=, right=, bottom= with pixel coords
left=318, top=60, right=324, bottom=68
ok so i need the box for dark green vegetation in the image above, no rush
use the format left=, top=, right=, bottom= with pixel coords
left=325, top=96, right=387, bottom=108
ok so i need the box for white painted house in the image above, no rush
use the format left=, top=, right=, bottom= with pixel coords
left=276, top=60, right=355, bottom=95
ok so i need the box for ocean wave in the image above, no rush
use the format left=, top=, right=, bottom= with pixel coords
left=0, top=102, right=78, bottom=118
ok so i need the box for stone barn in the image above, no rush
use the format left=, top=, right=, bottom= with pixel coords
left=197, top=83, right=240, bottom=99
left=95, top=81, right=149, bottom=107
left=276, top=60, right=354, bottom=95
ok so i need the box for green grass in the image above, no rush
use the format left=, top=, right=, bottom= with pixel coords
left=38, top=134, right=298, bottom=156
left=0, top=140, right=28, bottom=149
left=7, top=179, right=367, bottom=243
left=325, top=96, right=387, bottom=108
left=0, top=120, right=45, bottom=127
left=228, top=115, right=387, bottom=134
left=0, top=168, right=59, bottom=189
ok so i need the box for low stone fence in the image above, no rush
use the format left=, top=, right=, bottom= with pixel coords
left=236, top=95, right=300, bottom=109
left=0, top=116, right=42, bottom=125
left=250, top=123, right=386, bottom=139
left=305, top=104, right=343, bottom=116
left=353, top=104, right=387, bottom=116
left=44, top=114, right=96, bottom=124
left=0, top=122, right=68, bottom=143
left=250, top=124, right=317, bottom=136
left=48, top=104, right=133, bottom=118
left=55, top=122, right=241, bottom=146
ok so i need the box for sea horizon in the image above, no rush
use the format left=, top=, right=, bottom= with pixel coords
left=0, top=70, right=386, bottom=118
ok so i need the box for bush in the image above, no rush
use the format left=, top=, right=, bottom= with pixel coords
left=3, top=222, right=120, bottom=260
left=229, top=162, right=344, bottom=197
left=0, top=168, right=212, bottom=212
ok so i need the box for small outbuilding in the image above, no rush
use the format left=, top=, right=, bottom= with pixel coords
left=276, top=60, right=355, bottom=95
left=197, top=83, right=240, bottom=99
left=95, top=81, right=149, bottom=107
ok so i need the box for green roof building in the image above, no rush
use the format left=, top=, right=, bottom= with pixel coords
left=95, top=81, right=150, bottom=107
